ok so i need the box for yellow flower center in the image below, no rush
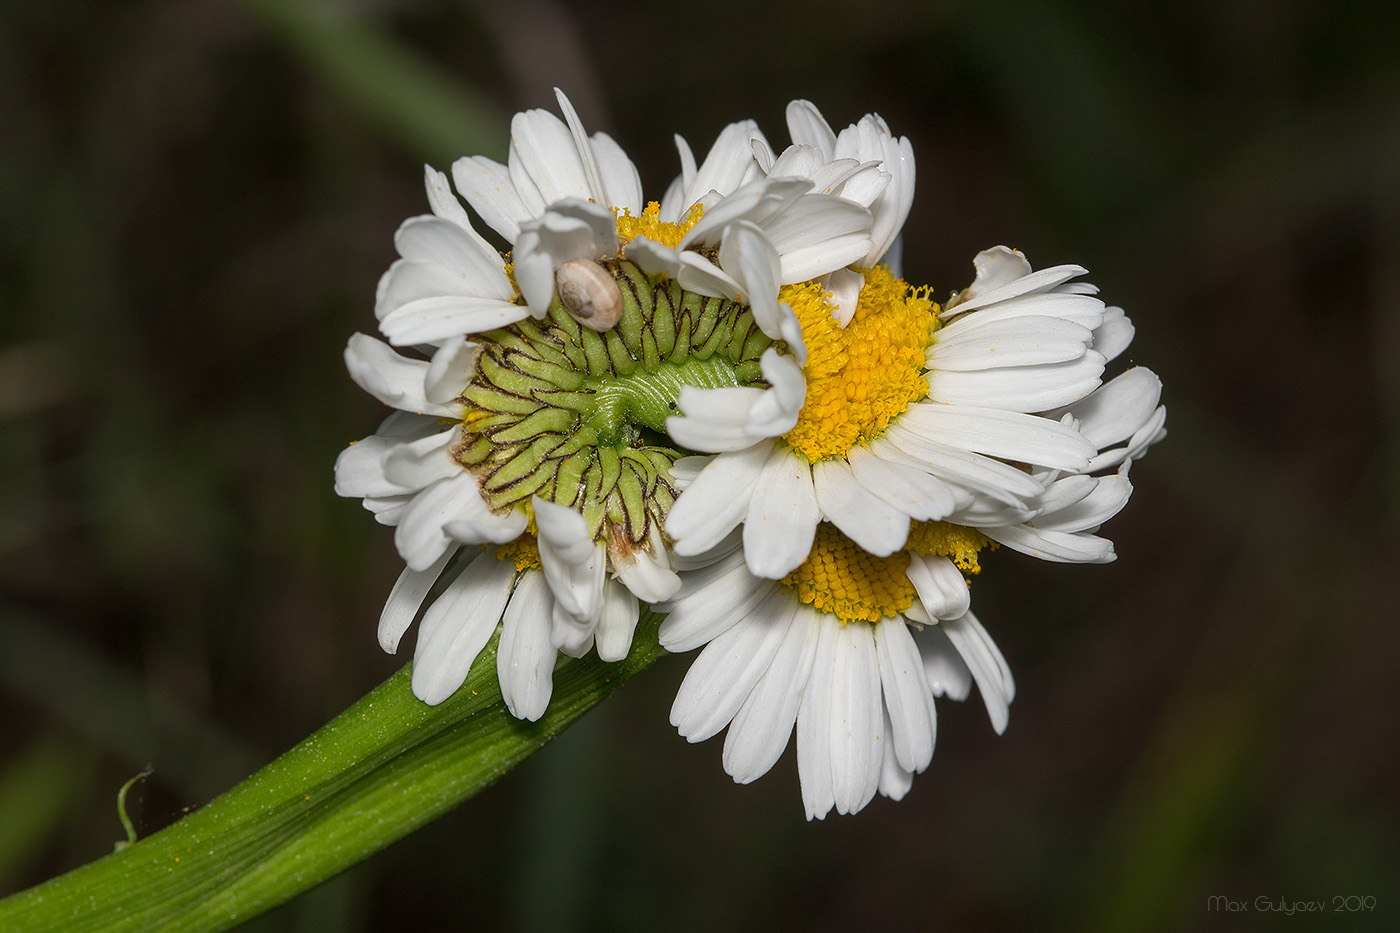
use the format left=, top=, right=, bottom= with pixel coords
left=781, top=521, right=991, bottom=623
left=780, top=267, right=939, bottom=462
left=495, top=534, right=541, bottom=572
left=907, top=521, right=992, bottom=575
left=615, top=202, right=704, bottom=250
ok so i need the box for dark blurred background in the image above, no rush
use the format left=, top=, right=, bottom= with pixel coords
left=2, top=0, right=1397, bottom=930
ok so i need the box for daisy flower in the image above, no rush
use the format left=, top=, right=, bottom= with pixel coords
left=666, top=242, right=1115, bottom=580
left=665, top=106, right=1163, bottom=582
left=657, top=520, right=1011, bottom=819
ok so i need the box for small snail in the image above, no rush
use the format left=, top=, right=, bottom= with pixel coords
left=555, top=259, right=623, bottom=331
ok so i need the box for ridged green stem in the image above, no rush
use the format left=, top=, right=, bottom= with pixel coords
left=0, top=615, right=667, bottom=932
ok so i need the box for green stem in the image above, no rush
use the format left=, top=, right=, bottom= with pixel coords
left=0, top=614, right=668, bottom=932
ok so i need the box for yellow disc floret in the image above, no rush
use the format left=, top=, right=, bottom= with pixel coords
left=781, top=266, right=939, bottom=461
left=782, top=522, right=994, bottom=624
left=495, top=534, right=542, bottom=572
left=615, top=202, right=704, bottom=250
left=906, top=521, right=994, bottom=574
left=782, top=524, right=916, bottom=623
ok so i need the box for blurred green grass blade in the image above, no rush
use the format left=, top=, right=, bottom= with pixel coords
left=0, top=738, right=95, bottom=892
left=0, top=614, right=666, bottom=932
left=233, top=0, right=505, bottom=162
left=0, top=610, right=261, bottom=797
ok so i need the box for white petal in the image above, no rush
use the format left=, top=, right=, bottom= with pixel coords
left=951, top=255, right=1085, bottom=313
left=722, top=597, right=816, bottom=784
left=670, top=593, right=794, bottom=742
left=847, top=444, right=957, bottom=521
left=681, top=177, right=810, bottom=248
left=411, top=551, right=516, bottom=705
left=812, top=458, right=910, bottom=555
left=917, top=624, right=973, bottom=701
left=743, top=447, right=820, bottom=579
left=940, top=611, right=1015, bottom=733
left=534, top=497, right=606, bottom=623
left=958, top=246, right=1033, bottom=301
left=441, top=497, right=528, bottom=546
left=796, top=612, right=837, bottom=820
left=826, top=268, right=864, bottom=328
left=422, top=164, right=474, bottom=231
left=382, top=427, right=459, bottom=491
left=1058, top=367, right=1162, bottom=450
left=344, top=333, right=455, bottom=417
left=1033, top=472, right=1132, bottom=533
left=658, top=134, right=697, bottom=222
left=590, top=131, right=643, bottom=213
left=688, top=119, right=767, bottom=208
left=767, top=144, right=830, bottom=180
left=827, top=619, right=882, bottom=816
left=666, top=442, right=771, bottom=556
left=395, top=473, right=491, bottom=571
left=377, top=550, right=452, bottom=654
left=379, top=295, right=531, bottom=347
left=1093, top=306, right=1135, bottom=362
left=612, top=525, right=681, bottom=603
left=876, top=617, right=938, bottom=773
left=748, top=348, right=807, bottom=435
left=511, top=106, right=591, bottom=207
left=497, top=570, right=557, bottom=721
left=551, top=88, right=607, bottom=205
left=625, top=237, right=743, bottom=300
left=860, top=130, right=914, bottom=266
left=667, top=386, right=771, bottom=452
left=423, top=337, right=479, bottom=405
left=943, top=291, right=1106, bottom=331
left=375, top=259, right=487, bottom=322
left=785, top=101, right=836, bottom=158
left=551, top=599, right=596, bottom=658
left=763, top=197, right=873, bottom=283
left=532, top=496, right=594, bottom=564
left=927, top=351, right=1106, bottom=412
left=877, top=703, right=916, bottom=801
left=896, top=403, right=1095, bottom=471
left=657, top=552, right=771, bottom=652
left=928, top=315, right=1093, bottom=371
left=335, top=433, right=416, bottom=500
left=879, top=428, right=1043, bottom=507
left=907, top=555, right=971, bottom=620
left=452, top=155, right=528, bottom=244
left=391, top=216, right=512, bottom=300
left=513, top=200, right=617, bottom=313
left=984, top=522, right=1115, bottom=563
left=594, top=581, right=640, bottom=662
left=718, top=220, right=783, bottom=339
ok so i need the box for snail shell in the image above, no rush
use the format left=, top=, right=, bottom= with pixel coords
left=555, top=259, right=623, bottom=331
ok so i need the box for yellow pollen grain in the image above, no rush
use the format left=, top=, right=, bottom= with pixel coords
left=781, top=266, right=939, bottom=461
left=502, top=251, right=520, bottom=301
left=614, top=202, right=703, bottom=250
left=495, top=534, right=541, bottom=572
left=781, top=524, right=916, bottom=623
left=906, top=521, right=993, bottom=574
